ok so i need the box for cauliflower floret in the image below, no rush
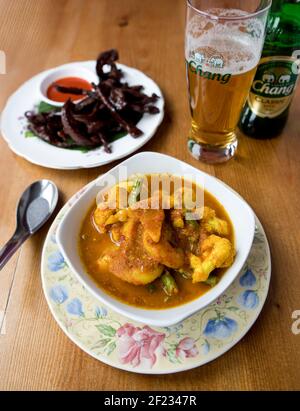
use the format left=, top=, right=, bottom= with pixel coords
left=189, top=235, right=235, bottom=283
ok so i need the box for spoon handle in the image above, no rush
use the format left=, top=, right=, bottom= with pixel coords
left=0, top=232, right=29, bottom=270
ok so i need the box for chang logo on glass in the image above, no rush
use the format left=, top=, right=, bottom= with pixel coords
left=187, top=51, right=231, bottom=85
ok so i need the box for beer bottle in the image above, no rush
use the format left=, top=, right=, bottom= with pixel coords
left=239, top=0, right=300, bottom=139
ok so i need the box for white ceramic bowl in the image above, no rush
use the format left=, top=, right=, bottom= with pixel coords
left=39, top=66, right=99, bottom=107
left=56, top=152, right=255, bottom=327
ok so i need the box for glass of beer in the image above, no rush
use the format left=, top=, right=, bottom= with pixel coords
left=185, top=0, right=271, bottom=163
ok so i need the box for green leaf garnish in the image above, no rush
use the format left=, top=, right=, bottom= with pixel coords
left=109, top=131, right=127, bottom=142
left=37, top=101, right=58, bottom=113
left=24, top=130, right=36, bottom=138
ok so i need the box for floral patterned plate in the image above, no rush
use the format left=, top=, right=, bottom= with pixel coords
left=41, top=192, right=271, bottom=374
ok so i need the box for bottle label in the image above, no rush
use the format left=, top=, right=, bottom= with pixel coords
left=248, top=56, right=299, bottom=118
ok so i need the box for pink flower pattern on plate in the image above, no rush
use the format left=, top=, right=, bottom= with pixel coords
left=116, top=323, right=165, bottom=368
left=175, top=337, right=199, bottom=358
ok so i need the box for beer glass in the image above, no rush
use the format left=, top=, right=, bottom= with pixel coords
left=185, top=0, right=272, bottom=163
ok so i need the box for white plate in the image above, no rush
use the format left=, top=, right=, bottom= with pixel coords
left=56, top=152, right=255, bottom=327
left=0, top=61, right=164, bottom=169
left=41, top=179, right=271, bottom=374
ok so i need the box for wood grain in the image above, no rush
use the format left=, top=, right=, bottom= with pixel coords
left=0, top=0, right=299, bottom=390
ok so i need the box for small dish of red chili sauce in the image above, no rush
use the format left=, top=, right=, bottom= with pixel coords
left=39, top=66, right=99, bottom=107
left=46, top=77, right=93, bottom=103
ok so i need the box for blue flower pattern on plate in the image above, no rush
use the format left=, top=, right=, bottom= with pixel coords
left=239, top=269, right=256, bottom=287
left=95, top=306, right=108, bottom=318
left=204, top=317, right=238, bottom=339
left=67, top=298, right=84, bottom=316
left=201, top=340, right=210, bottom=355
left=49, top=285, right=68, bottom=304
left=47, top=251, right=65, bottom=271
left=238, top=290, right=259, bottom=309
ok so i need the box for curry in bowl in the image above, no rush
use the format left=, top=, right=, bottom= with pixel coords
left=79, top=174, right=235, bottom=309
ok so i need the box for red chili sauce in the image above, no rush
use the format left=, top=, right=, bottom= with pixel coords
left=46, top=77, right=93, bottom=103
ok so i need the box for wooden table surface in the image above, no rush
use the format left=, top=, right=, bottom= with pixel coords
left=0, top=0, right=299, bottom=391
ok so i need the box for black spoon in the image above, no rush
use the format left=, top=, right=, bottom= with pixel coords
left=0, top=180, right=58, bottom=270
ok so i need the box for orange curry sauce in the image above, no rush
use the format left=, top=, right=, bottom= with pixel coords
left=79, top=177, right=234, bottom=309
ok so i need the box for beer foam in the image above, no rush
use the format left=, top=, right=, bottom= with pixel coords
left=203, top=8, right=248, bottom=18
left=186, top=8, right=264, bottom=75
